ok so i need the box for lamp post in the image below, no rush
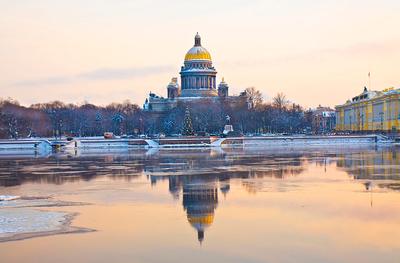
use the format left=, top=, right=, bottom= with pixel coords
left=139, top=117, right=143, bottom=135
left=349, top=115, right=352, bottom=134
left=59, top=119, right=63, bottom=139
left=360, top=113, right=364, bottom=134
left=379, top=112, right=384, bottom=133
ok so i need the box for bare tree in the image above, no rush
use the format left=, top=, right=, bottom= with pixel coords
left=245, top=87, right=263, bottom=108
left=0, top=88, right=315, bottom=139
left=273, top=92, right=289, bottom=110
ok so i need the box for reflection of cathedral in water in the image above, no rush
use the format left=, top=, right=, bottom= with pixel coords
left=167, top=174, right=229, bottom=243
left=183, top=178, right=218, bottom=243
left=145, top=150, right=305, bottom=242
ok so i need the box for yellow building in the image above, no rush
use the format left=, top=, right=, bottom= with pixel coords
left=335, top=87, right=400, bottom=133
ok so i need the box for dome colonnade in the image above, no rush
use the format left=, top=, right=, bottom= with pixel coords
left=180, top=33, right=218, bottom=97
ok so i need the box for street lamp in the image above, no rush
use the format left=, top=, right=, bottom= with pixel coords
left=379, top=112, right=384, bottom=133
left=349, top=115, right=352, bottom=133
left=139, top=117, right=143, bottom=135
left=59, top=120, right=63, bottom=139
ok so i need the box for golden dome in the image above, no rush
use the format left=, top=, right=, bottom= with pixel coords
left=184, top=46, right=212, bottom=61
left=184, top=33, right=212, bottom=62
left=187, top=214, right=214, bottom=230
left=187, top=213, right=214, bottom=226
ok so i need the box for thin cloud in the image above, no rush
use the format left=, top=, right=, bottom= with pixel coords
left=221, top=39, right=400, bottom=67
left=77, top=65, right=174, bottom=80
left=321, top=40, right=399, bottom=56
left=12, top=65, right=175, bottom=87
left=13, top=76, right=73, bottom=87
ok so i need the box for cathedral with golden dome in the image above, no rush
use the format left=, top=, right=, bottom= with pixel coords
left=143, top=33, right=246, bottom=112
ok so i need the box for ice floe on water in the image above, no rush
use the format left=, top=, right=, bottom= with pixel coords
left=0, top=195, right=20, bottom=201
left=0, top=197, right=93, bottom=242
left=0, top=209, right=67, bottom=235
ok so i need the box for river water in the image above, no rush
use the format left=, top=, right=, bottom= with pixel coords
left=0, top=146, right=399, bottom=263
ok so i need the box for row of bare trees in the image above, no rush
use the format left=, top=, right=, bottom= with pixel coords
left=0, top=88, right=312, bottom=139
left=147, top=89, right=312, bottom=135
left=0, top=99, right=144, bottom=139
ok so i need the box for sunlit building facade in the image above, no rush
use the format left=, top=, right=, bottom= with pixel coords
left=335, top=87, right=400, bottom=133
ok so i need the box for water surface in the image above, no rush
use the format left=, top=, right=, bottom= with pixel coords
left=0, top=146, right=400, bottom=263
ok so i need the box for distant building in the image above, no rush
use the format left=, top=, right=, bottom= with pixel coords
left=143, top=33, right=248, bottom=112
left=311, top=105, right=336, bottom=134
left=335, top=87, right=400, bottom=134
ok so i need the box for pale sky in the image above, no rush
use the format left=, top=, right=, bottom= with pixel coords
left=1, top=0, right=400, bottom=108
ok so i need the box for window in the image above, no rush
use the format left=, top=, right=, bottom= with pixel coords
left=372, top=103, right=384, bottom=122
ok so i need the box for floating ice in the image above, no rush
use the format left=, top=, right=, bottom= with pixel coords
left=0, top=208, right=66, bottom=235
left=0, top=198, right=92, bottom=242
left=0, top=195, right=20, bottom=201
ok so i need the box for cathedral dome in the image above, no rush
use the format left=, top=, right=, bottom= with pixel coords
left=187, top=213, right=214, bottom=244
left=187, top=213, right=214, bottom=227
left=184, top=33, right=212, bottom=62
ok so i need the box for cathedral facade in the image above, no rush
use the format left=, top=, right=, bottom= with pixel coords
left=143, top=33, right=245, bottom=112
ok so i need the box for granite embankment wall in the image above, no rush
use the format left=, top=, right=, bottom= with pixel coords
left=241, top=135, right=380, bottom=147
left=0, top=135, right=388, bottom=152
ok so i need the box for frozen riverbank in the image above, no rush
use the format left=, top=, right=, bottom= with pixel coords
left=0, top=197, right=93, bottom=242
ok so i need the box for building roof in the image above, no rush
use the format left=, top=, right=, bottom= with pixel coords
left=336, top=87, right=400, bottom=109
left=184, top=33, right=212, bottom=62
